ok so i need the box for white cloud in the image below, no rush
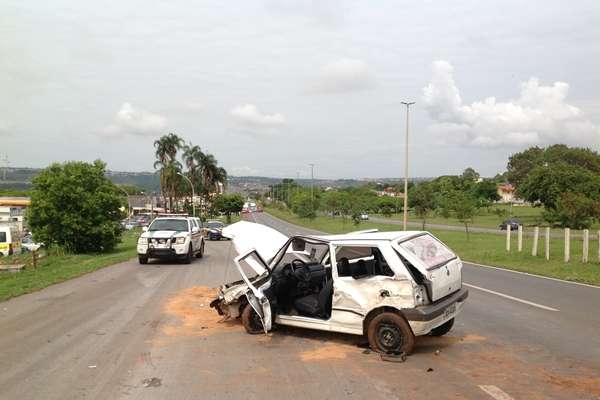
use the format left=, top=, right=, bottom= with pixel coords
left=183, top=101, right=204, bottom=111
left=310, top=58, right=374, bottom=94
left=230, top=104, right=287, bottom=128
left=230, top=165, right=259, bottom=176
left=423, top=60, right=600, bottom=148
left=99, top=103, right=167, bottom=137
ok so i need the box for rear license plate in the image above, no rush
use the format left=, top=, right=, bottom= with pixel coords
left=443, top=303, right=456, bottom=319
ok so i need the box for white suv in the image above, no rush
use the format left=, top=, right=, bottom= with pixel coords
left=137, top=217, right=204, bottom=264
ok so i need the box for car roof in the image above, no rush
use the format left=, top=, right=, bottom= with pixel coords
left=153, top=217, right=189, bottom=221
left=304, top=231, right=426, bottom=243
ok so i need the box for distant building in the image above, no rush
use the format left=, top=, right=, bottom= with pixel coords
left=0, top=197, right=29, bottom=232
left=376, top=188, right=404, bottom=198
left=497, top=184, right=516, bottom=203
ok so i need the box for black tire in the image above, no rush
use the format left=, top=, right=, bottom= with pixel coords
left=430, top=317, right=454, bottom=337
left=196, top=241, right=204, bottom=258
left=367, top=312, right=415, bottom=355
left=241, top=304, right=264, bottom=334
left=183, top=245, right=192, bottom=264
left=138, top=255, right=148, bottom=264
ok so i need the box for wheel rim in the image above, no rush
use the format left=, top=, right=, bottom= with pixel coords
left=376, top=320, right=403, bottom=351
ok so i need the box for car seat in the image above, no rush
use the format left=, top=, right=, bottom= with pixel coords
left=293, top=279, right=334, bottom=318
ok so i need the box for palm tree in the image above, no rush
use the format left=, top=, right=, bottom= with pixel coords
left=154, top=133, right=183, bottom=211
left=182, top=143, right=204, bottom=192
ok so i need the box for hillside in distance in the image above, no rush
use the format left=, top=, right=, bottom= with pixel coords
left=0, top=167, right=430, bottom=194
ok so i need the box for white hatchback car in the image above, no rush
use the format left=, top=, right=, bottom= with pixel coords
left=211, top=221, right=468, bottom=355
left=137, top=217, right=204, bottom=264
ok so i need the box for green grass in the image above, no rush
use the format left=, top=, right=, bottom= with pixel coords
left=267, top=207, right=600, bottom=286
left=0, top=230, right=139, bottom=301
left=380, top=203, right=600, bottom=231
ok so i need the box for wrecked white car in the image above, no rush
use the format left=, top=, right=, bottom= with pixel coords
left=210, top=221, right=468, bottom=354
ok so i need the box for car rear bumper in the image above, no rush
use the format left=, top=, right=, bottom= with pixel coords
left=403, top=287, right=468, bottom=335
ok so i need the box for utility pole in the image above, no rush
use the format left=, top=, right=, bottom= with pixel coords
left=309, top=164, right=315, bottom=202
left=401, top=101, right=415, bottom=231
left=0, top=154, right=9, bottom=181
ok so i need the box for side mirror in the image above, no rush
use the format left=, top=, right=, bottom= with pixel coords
left=192, top=227, right=199, bottom=233
left=142, top=226, right=149, bottom=232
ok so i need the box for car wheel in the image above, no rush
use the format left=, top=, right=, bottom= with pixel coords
left=138, top=255, right=148, bottom=265
left=241, top=304, right=264, bottom=334
left=183, top=245, right=192, bottom=264
left=196, top=241, right=204, bottom=258
left=430, top=317, right=454, bottom=337
left=367, top=312, right=415, bottom=355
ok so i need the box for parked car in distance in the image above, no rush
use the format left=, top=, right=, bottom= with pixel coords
left=21, top=234, right=43, bottom=252
left=205, top=220, right=226, bottom=240
left=136, top=215, right=151, bottom=227
left=500, top=219, right=521, bottom=231
left=211, top=221, right=468, bottom=355
left=360, top=213, right=369, bottom=221
left=136, top=217, right=204, bottom=264
left=0, top=226, right=22, bottom=257
left=124, top=219, right=141, bottom=230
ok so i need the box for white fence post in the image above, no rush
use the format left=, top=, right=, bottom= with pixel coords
left=598, top=231, right=600, bottom=262
left=506, top=225, right=511, bottom=252
left=518, top=225, right=523, bottom=252
left=582, top=229, right=589, bottom=263
left=532, top=226, right=539, bottom=256
left=545, top=227, right=550, bottom=260
left=564, top=228, right=570, bottom=263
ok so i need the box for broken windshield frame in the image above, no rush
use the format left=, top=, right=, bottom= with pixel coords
left=269, top=236, right=330, bottom=271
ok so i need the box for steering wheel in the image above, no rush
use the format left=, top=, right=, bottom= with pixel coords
left=291, top=259, right=311, bottom=282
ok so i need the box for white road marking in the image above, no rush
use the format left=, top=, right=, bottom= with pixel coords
left=464, top=261, right=600, bottom=289
left=479, top=385, right=515, bottom=400
left=464, top=283, right=559, bottom=312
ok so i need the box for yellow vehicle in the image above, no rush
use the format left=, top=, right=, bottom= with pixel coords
left=0, top=226, right=22, bottom=257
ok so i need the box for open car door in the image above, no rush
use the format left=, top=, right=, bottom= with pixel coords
left=234, top=249, right=272, bottom=333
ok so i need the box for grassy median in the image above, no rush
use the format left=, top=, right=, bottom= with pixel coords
left=266, top=207, right=600, bottom=286
left=0, top=229, right=139, bottom=301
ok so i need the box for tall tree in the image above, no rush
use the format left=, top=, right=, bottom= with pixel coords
left=28, top=160, right=123, bottom=252
left=154, top=133, right=183, bottom=211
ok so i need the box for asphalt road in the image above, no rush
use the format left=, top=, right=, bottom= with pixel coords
left=1, top=214, right=599, bottom=399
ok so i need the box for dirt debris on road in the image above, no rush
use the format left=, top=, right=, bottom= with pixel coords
left=161, top=286, right=241, bottom=337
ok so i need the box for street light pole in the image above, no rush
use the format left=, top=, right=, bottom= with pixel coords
left=178, top=173, right=195, bottom=217
left=117, top=186, right=131, bottom=218
left=401, top=101, right=415, bottom=231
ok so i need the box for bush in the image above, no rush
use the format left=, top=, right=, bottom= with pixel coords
left=291, top=192, right=317, bottom=219
left=27, top=160, right=124, bottom=253
left=213, top=193, right=244, bottom=223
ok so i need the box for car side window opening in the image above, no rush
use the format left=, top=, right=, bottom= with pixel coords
left=335, top=246, right=394, bottom=279
left=0, top=232, right=6, bottom=242
left=268, top=238, right=333, bottom=319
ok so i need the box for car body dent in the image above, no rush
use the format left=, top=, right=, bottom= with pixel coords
left=212, top=221, right=467, bottom=338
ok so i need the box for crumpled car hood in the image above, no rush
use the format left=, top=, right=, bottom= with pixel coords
left=222, top=221, right=288, bottom=262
